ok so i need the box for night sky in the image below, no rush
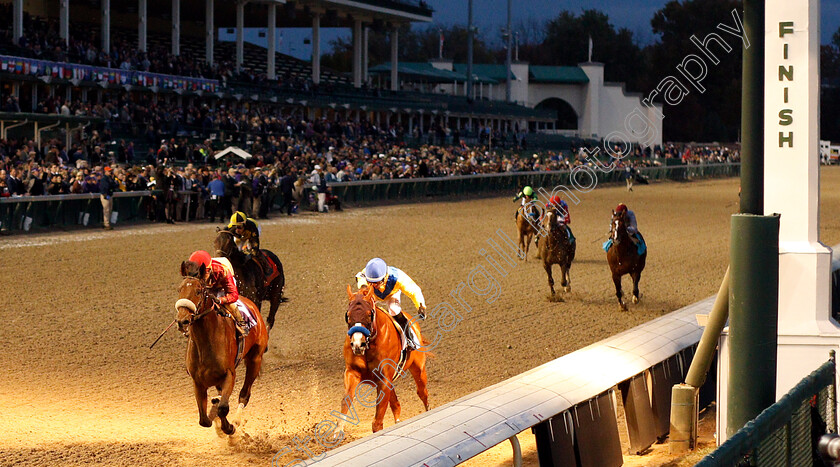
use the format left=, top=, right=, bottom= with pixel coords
left=421, top=0, right=840, bottom=46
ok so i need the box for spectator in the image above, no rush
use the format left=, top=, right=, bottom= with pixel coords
left=99, top=166, right=116, bottom=230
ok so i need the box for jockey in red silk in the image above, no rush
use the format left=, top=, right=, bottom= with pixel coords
left=189, top=250, right=249, bottom=336
left=355, top=258, right=425, bottom=350
left=544, top=195, right=575, bottom=244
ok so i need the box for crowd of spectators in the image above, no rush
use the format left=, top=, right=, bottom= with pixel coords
left=0, top=8, right=235, bottom=80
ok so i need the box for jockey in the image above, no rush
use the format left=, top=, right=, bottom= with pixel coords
left=188, top=250, right=249, bottom=336
left=227, top=211, right=270, bottom=274
left=545, top=195, right=575, bottom=243
left=512, top=186, right=537, bottom=206
left=355, top=258, right=425, bottom=350
left=513, top=186, right=539, bottom=220
left=615, top=203, right=641, bottom=246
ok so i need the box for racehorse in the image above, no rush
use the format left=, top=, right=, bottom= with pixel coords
left=175, top=261, right=269, bottom=435
left=214, top=230, right=285, bottom=329
left=605, top=210, right=647, bottom=310
left=515, top=203, right=543, bottom=261
left=340, top=285, right=430, bottom=432
left=537, top=208, right=576, bottom=297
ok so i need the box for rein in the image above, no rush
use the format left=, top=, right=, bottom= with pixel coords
left=178, top=279, right=219, bottom=335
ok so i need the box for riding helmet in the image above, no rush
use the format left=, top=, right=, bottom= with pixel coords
left=364, top=258, right=388, bottom=283
left=616, top=203, right=627, bottom=213
left=228, top=211, right=247, bottom=228
left=523, top=186, right=533, bottom=196
left=189, top=250, right=212, bottom=268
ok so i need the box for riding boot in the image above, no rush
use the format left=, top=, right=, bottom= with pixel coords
left=393, top=312, right=421, bottom=350
left=226, top=302, right=249, bottom=337
left=566, top=225, right=575, bottom=244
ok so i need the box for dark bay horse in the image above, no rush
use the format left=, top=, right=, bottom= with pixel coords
left=515, top=203, right=543, bottom=261
left=176, top=261, right=269, bottom=435
left=606, top=210, right=647, bottom=310
left=214, top=230, right=285, bottom=329
left=340, top=285, right=430, bottom=433
left=537, top=209, right=576, bottom=297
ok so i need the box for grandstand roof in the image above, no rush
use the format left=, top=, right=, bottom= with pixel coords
left=451, top=63, right=517, bottom=82
left=369, top=62, right=498, bottom=84
left=528, top=66, right=590, bottom=84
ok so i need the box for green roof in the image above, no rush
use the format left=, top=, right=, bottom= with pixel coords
left=369, top=62, right=497, bottom=84
left=529, top=66, right=589, bottom=84
left=452, top=64, right=516, bottom=82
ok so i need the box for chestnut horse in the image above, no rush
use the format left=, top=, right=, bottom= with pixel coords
left=340, top=285, right=430, bottom=432
left=605, top=210, right=647, bottom=310
left=214, top=230, right=285, bottom=329
left=538, top=208, right=576, bottom=297
left=515, top=203, right=543, bottom=261
left=175, top=261, right=269, bottom=435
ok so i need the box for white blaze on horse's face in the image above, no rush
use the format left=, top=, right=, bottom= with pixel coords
left=613, top=219, right=620, bottom=242
left=350, top=332, right=368, bottom=355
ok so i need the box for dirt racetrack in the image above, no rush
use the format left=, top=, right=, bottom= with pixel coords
left=3, top=168, right=840, bottom=467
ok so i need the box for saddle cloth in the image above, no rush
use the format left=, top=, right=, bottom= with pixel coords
left=602, top=232, right=647, bottom=255
left=256, top=251, right=281, bottom=286
left=235, top=300, right=257, bottom=331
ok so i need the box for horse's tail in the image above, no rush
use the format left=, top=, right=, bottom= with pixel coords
left=419, top=337, right=435, bottom=359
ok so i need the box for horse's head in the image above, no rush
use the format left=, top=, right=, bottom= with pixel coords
left=175, top=261, right=212, bottom=335
left=345, top=284, right=376, bottom=356
left=611, top=210, right=626, bottom=243
left=214, top=229, right=236, bottom=257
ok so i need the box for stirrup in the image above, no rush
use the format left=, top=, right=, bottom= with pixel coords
left=236, top=321, right=249, bottom=337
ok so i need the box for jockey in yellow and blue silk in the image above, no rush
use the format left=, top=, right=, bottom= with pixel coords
left=355, top=258, right=425, bottom=350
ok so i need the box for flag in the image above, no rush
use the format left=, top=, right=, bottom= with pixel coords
left=588, top=35, right=593, bottom=62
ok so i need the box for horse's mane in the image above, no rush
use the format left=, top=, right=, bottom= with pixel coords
left=181, top=260, right=203, bottom=278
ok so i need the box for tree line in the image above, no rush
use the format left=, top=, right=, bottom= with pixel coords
left=322, top=0, right=840, bottom=144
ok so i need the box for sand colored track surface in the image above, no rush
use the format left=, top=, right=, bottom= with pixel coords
left=3, top=168, right=840, bottom=466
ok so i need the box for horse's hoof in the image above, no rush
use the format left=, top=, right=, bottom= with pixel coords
left=223, top=423, right=236, bottom=436
left=211, top=396, right=220, bottom=405
left=214, top=419, right=226, bottom=438
left=564, top=286, right=571, bottom=293
left=199, top=418, right=212, bottom=428
left=632, top=296, right=640, bottom=304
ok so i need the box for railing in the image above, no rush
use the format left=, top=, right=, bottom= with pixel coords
left=328, top=162, right=740, bottom=204
left=0, top=190, right=198, bottom=232
left=0, top=54, right=219, bottom=92
left=697, top=354, right=836, bottom=466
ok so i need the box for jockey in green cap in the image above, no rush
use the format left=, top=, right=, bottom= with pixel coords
left=513, top=186, right=539, bottom=220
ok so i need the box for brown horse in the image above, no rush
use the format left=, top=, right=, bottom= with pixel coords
left=214, top=230, right=285, bottom=329
left=605, top=210, right=647, bottom=310
left=515, top=203, right=543, bottom=260
left=175, top=261, right=269, bottom=435
left=340, top=285, right=430, bottom=433
left=538, top=208, right=576, bottom=297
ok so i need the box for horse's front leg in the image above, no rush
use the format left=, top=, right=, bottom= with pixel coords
left=194, top=381, right=212, bottom=427
left=544, top=262, right=555, bottom=297
left=388, top=388, right=402, bottom=423
left=518, top=232, right=527, bottom=261
left=373, top=381, right=392, bottom=433
left=216, top=369, right=237, bottom=435
left=613, top=273, right=627, bottom=311
left=338, top=369, right=362, bottom=433
left=561, top=264, right=571, bottom=293
left=524, top=233, right=533, bottom=260
left=631, top=270, right=642, bottom=304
